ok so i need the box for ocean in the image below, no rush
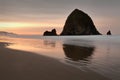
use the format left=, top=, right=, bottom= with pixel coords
left=0, top=35, right=120, bottom=80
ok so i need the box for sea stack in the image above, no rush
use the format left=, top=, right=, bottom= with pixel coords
left=60, top=9, right=101, bottom=35
left=107, top=30, right=112, bottom=35
left=43, top=29, right=57, bottom=36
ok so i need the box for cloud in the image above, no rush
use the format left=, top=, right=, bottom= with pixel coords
left=1, top=0, right=120, bottom=18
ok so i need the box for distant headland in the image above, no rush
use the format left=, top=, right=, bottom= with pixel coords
left=43, top=9, right=111, bottom=36
left=0, top=31, right=17, bottom=36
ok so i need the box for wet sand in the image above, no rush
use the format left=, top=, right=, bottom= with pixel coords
left=0, top=42, right=111, bottom=80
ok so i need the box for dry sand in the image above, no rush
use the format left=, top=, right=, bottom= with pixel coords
left=0, top=42, right=111, bottom=80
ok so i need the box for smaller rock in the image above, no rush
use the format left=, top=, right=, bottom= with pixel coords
left=107, top=30, right=112, bottom=35
left=43, top=29, right=57, bottom=36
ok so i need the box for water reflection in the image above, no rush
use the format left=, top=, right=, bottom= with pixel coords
left=63, top=44, right=95, bottom=61
left=43, top=40, right=56, bottom=48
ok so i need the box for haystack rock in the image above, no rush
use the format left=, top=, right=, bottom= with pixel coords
left=43, top=29, right=57, bottom=36
left=60, top=9, right=101, bottom=35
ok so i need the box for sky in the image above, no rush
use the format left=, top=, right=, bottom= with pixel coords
left=0, top=0, right=120, bottom=35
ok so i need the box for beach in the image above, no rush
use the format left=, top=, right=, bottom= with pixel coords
left=0, top=42, right=110, bottom=80
left=0, top=0, right=120, bottom=80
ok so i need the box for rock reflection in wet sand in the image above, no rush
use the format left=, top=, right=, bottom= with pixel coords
left=63, top=44, right=94, bottom=61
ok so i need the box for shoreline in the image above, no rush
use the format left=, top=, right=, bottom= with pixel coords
left=0, top=42, right=111, bottom=80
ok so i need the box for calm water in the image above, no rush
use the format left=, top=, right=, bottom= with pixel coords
left=0, top=35, right=120, bottom=80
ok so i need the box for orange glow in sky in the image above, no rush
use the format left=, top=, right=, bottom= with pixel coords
left=0, top=21, right=63, bottom=35
left=0, top=0, right=120, bottom=35
left=0, top=22, right=37, bottom=28
left=0, top=21, right=62, bottom=28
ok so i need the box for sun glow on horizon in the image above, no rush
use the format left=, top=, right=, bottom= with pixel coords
left=0, top=21, right=63, bottom=35
left=0, top=21, right=62, bottom=28
left=0, top=22, right=41, bottom=28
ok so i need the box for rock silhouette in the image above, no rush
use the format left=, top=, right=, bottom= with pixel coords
left=43, top=29, right=57, bottom=36
left=61, top=9, right=101, bottom=35
left=107, top=30, right=112, bottom=35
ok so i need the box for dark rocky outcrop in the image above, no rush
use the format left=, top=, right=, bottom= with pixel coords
left=107, top=30, right=112, bottom=35
left=60, top=9, right=101, bottom=35
left=43, top=29, right=57, bottom=36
